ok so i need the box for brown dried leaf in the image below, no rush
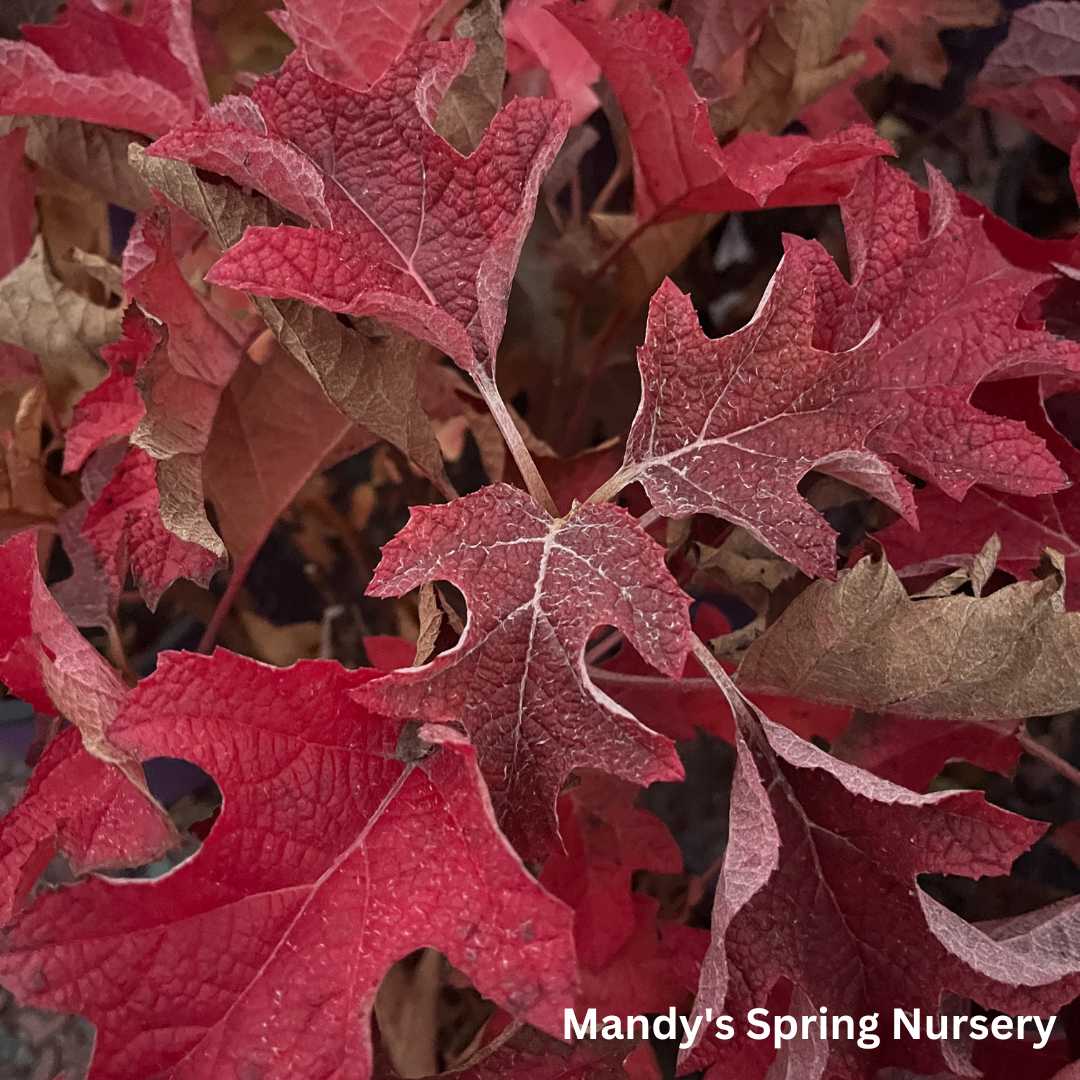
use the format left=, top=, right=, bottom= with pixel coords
left=414, top=581, right=443, bottom=667
left=0, top=385, right=64, bottom=530
left=436, top=0, right=506, bottom=156
left=0, top=116, right=151, bottom=212
left=737, top=542, right=1080, bottom=722
left=156, top=452, right=226, bottom=562
left=708, top=0, right=870, bottom=137
left=128, top=147, right=449, bottom=490
left=909, top=534, right=1002, bottom=599
left=695, top=527, right=802, bottom=603
left=0, top=235, right=119, bottom=419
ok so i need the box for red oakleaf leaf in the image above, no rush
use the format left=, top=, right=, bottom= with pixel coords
left=0, top=651, right=578, bottom=1080
left=0, top=531, right=177, bottom=905
left=268, top=0, right=452, bottom=90
left=540, top=771, right=708, bottom=1015
left=146, top=44, right=570, bottom=390
left=0, top=0, right=208, bottom=137
left=0, top=530, right=126, bottom=753
left=357, top=483, right=690, bottom=859
left=81, top=445, right=224, bottom=609
left=830, top=712, right=1023, bottom=792
left=0, top=727, right=175, bottom=926
left=683, top=669, right=1080, bottom=1079
left=63, top=307, right=157, bottom=474
left=550, top=2, right=892, bottom=226
left=611, top=160, right=1079, bottom=578
left=880, top=378, right=1080, bottom=609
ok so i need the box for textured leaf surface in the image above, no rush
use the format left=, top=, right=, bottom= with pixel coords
left=359, top=483, right=690, bottom=859
left=684, top=674, right=1080, bottom=1079
left=81, top=445, right=224, bottom=609
left=0, top=728, right=174, bottom=926
left=619, top=160, right=1079, bottom=578
left=0, top=0, right=207, bottom=136
left=269, top=0, right=451, bottom=89
left=552, top=2, right=890, bottom=225
left=737, top=544, right=1080, bottom=722
left=147, top=45, right=569, bottom=382
left=0, top=651, right=577, bottom=1080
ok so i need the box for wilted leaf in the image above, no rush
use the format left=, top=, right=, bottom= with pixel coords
left=0, top=234, right=120, bottom=418
left=0, top=115, right=151, bottom=212
left=0, top=386, right=64, bottom=531
left=857, top=0, right=1000, bottom=88
left=737, top=541, right=1080, bottom=722
left=436, top=0, right=507, bottom=156
left=706, top=0, right=870, bottom=137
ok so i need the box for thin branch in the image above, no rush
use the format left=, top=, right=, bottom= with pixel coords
left=637, top=506, right=663, bottom=532
left=586, top=463, right=638, bottom=506
left=1018, top=722, right=1080, bottom=787
left=197, top=549, right=255, bottom=654
left=475, top=372, right=558, bottom=516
